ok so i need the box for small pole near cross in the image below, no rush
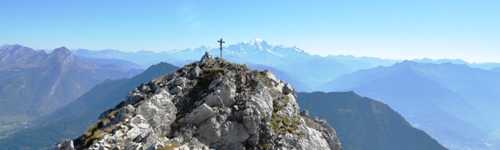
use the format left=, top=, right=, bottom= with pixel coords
left=217, top=38, right=225, bottom=58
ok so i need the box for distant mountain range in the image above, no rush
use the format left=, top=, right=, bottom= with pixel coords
left=73, top=39, right=500, bottom=92
left=74, top=39, right=398, bottom=91
left=298, top=92, right=447, bottom=150
left=322, top=61, right=500, bottom=150
left=0, top=62, right=178, bottom=149
left=2, top=42, right=500, bottom=149
left=1, top=61, right=449, bottom=150
left=0, top=44, right=142, bottom=138
left=412, top=58, right=500, bottom=70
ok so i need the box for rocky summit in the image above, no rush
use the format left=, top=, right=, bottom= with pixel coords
left=58, top=53, right=341, bottom=150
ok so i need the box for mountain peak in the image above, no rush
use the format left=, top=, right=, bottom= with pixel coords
left=49, top=47, right=73, bottom=61
left=242, top=38, right=272, bottom=49
left=52, top=47, right=71, bottom=55
left=0, top=44, right=45, bottom=66
left=247, top=38, right=266, bottom=44
left=0, top=44, right=37, bottom=54
left=58, top=56, right=341, bottom=150
left=394, top=60, right=419, bottom=68
left=254, top=38, right=264, bottom=42
left=1, top=44, right=27, bottom=50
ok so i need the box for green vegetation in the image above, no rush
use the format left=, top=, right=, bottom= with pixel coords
left=81, top=110, right=118, bottom=146
left=270, top=113, right=301, bottom=135
left=197, top=67, right=226, bottom=89
left=203, top=68, right=226, bottom=77
left=159, top=143, right=181, bottom=150
left=254, top=71, right=274, bottom=87
left=270, top=95, right=301, bottom=136
left=258, top=143, right=273, bottom=150
left=82, top=123, right=105, bottom=146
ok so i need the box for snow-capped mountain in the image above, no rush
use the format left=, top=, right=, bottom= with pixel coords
left=73, top=39, right=500, bottom=91
left=75, top=39, right=397, bottom=91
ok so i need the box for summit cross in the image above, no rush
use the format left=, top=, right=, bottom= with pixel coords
left=217, top=38, right=225, bottom=58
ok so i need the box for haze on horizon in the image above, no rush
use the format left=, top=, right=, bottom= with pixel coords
left=1, top=0, right=499, bottom=63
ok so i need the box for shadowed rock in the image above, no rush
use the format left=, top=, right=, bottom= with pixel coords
left=58, top=55, right=341, bottom=150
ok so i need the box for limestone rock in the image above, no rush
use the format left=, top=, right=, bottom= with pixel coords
left=181, top=104, right=216, bottom=124
left=57, top=56, right=341, bottom=150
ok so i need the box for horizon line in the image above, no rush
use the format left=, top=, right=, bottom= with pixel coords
left=2, top=42, right=499, bottom=64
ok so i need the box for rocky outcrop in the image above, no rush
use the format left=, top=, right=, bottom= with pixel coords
left=58, top=53, right=341, bottom=150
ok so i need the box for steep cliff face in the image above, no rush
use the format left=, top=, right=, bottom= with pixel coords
left=58, top=53, right=341, bottom=150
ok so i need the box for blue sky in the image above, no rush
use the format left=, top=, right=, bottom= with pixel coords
left=1, top=0, right=500, bottom=62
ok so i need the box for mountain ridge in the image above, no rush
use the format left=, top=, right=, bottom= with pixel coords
left=73, top=40, right=396, bottom=91
left=69, top=40, right=500, bottom=92
left=0, top=62, right=178, bottom=149
left=297, top=91, right=447, bottom=150
left=322, top=61, right=499, bottom=150
left=0, top=44, right=143, bottom=139
left=58, top=54, right=341, bottom=150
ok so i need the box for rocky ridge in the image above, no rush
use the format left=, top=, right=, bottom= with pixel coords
left=58, top=53, right=341, bottom=150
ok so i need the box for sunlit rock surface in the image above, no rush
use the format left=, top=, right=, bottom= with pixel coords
left=58, top=53, right=341, bottom=150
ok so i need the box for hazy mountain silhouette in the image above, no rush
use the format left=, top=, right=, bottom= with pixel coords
left=322, top=61, right=500, bottom=149
left=75, top=40, right=500, bottom=92
left=0, top=62, right=178, bottom=149
left=0, top=44, right=142, bottom=138
left=297, top=92, right=447, bottom=150
left=75, top=39, right=397, bottom=91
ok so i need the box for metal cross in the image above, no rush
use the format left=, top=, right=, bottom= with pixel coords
left=217, top=38, right=225, bottom=58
